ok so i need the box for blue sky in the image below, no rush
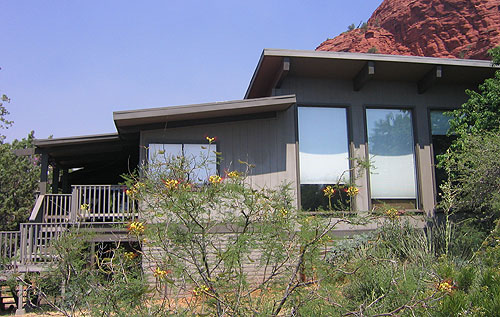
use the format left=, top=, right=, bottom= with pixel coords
left=1, top=0, right=382, bottom=141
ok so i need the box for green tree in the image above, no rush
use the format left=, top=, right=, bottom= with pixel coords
left=439, top=47, right=500, bottom=226
left=448, top=47, right=500, bottom=138
left=0, top=80, right=40, bottom=230
left=0, top=93, right=12, bottom=134
left=0, top=131, right=40, bottom=230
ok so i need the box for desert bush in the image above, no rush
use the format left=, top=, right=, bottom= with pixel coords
left=120, top=137, right=364, bottom=316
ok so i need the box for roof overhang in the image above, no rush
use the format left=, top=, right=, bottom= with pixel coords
left=34, top=133, right=137, bottom=168
left=113, top=94, right=296, bottom=134
left=245, top=49, right=499, bottom=99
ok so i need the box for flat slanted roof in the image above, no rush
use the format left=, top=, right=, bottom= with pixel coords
left=34, top=133, right=137, bottom=168
left=245, top=49, right=499, bottom=99
left=113, top=94, right=296, bottom=133
left=34, top=133, right=120, bottom=147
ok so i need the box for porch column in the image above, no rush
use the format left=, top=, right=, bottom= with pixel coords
left=62, top=169, right=70, bottom=194
left=39, top=152, right=49, bottom=195
left=52, top=164, right=60, bottom=194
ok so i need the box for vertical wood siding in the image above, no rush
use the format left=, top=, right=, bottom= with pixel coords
left=140, top=107, right=298, bottom=203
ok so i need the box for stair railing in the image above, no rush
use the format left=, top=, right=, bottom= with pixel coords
left=19, top=223, right=68, bottom=265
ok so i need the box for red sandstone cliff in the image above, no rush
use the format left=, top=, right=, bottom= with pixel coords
left=316, top=0, right=500, bottom=60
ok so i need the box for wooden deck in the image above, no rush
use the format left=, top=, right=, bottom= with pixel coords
left=0, top=184, right=139, bottom=274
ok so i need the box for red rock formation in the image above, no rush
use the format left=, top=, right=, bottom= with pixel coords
left=317, top=0, right=500, bottom=60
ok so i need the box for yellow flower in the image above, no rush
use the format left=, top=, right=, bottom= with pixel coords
left=124, top=252, right=138, bottom=260
left=279, top=208, right=288, bottom=217
left=125, top=182, right=144, bottom=197
left=206, top=136, right=216, bottom=143
left=193, top=284, right=210, bottom=296
left=127, top=221, right=145, bottom=235
left=162, top=178, right=179, bottom=190
left=80, top=204, right=90, bottom=212
left=385, top=208, right=399, bottom=220
left=227, top=171, right=240, bottom=179
left=437, top=280, right=454, bottom=293
left=323, top=186, right=336, bottom=198
left=153, top=267, right=171, bottom=279
left=209, top=175, right=222, bottom=184
left=346, top=186, right=359, bottom=197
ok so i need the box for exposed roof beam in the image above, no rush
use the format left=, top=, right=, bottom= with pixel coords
left=353, top=61, right=375, bottom=91
left=417, top=65, right=442, bottom=94
left=272, top=57, right=290, bottom=89
left=12, top=148, right=36, bottom=156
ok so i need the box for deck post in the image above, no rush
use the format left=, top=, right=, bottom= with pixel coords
left=70, top=186, right=78, bottom=223
left=39, top=152, right=49, bottom=195
left=52, top=164, right=60, bottom=194
left=62, top=169, right=69, bottom=193
left=15, top=274, right=25, bottom=315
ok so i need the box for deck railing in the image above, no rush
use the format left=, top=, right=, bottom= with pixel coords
left=20, top=223, right=68, bottom=265
left=72, top=185, right=137, bottom=222
left=43, top=194, right=72, bottom=223
left=3, top=185, right=137, bottom=269
left=0, top=231, right=20, bottom=270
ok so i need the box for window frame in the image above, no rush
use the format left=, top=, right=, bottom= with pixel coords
left=295, top=103, right=353, bottom=211
left=363, top=105, right=420, bottom=210
left=146, top=140, right=220, bottom=183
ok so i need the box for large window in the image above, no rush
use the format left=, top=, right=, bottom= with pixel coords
left=298, top=107, right=350, bottom=211
left=430, top=110, right=455, bottom=201
left=366, top=109, right=417, bottom=209
left=148, top=143, right=217, bottom=183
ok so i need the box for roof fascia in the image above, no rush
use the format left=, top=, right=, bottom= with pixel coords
left=244, top=51, right=266, bottom=99
left=34, top=133, right=120, bottom=148
left=113, top=95, right=296, bottom=127
left=261, top=48, right=498, bottom=68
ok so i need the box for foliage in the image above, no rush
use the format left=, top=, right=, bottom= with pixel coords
left=25, top=139, right=360, bottom=316
left=438, top=47, right=500, bottom=224
left=0, top=93, right=12, bottom=136
left=0, top=131, right=40, bottom=230
left=26, top=229, right=148, bottom=316
left=441, top=133, right=500, bottom=220
left=122, top=140, right=359, bottom=316
left=447, top=47, right=500, bottom=139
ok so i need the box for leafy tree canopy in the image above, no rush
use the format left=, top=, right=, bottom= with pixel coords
left=440, top=47, right=500, bottom=219
left=1, top=93, right=13, bottom=142
left=0, top=82, right=39, bottom=230
left=448, top=47, right=500, bottom=138
left=0, top=131, right=40, bottom=230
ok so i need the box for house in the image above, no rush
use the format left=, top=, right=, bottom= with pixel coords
left=1, top=49, right=497, bottom=313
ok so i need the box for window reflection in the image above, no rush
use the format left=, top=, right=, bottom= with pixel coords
left=366, top=109, right=417, bottom=205
left=148, top=143, right=217, bottom=183
left=298, top=107, right=350, bottom=211
left=430, top=110, right=455, bottom=202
